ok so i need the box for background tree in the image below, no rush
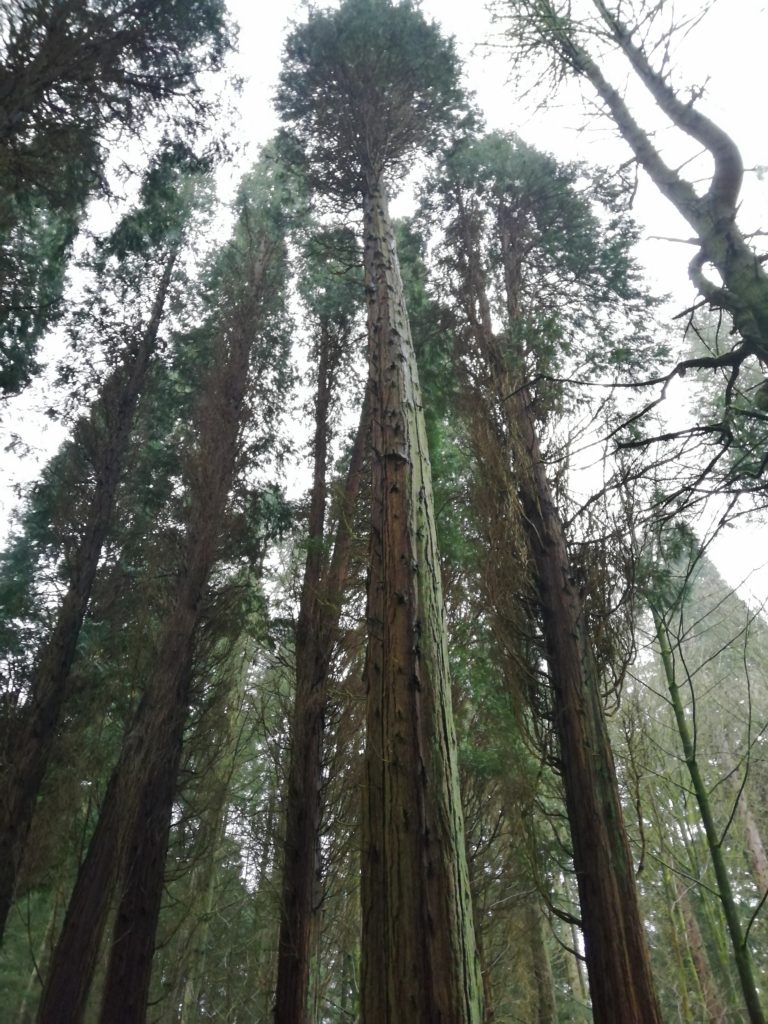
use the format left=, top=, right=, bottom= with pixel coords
left=0, top=146, right=209, bottom=941
left=422, top=130, right=665, bottom=1022
left=35, top=152, right=291, bottom=1024
left=0, top=0, right=233, bottom=394
left=497, top=0, right=768, bottom=411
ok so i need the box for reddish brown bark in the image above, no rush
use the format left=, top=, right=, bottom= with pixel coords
left=36, top=243, right=271, bottom=1024
left=0, top=250, right=177, bottom=939
left=360, top=175, right=482, bottom=1023
left=455, top=200, right=661, bottom=1024
left=98, top=692, right=188, bottom=1024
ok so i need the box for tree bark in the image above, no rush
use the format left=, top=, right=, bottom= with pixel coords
left=273, top=331, right=369, bottom=1024
left=0, top=249, right=177, bottom=940
left=36, top=242, right=270, bottom=1024
left=360, top=174, right=483, bottom=1024
left=454, top=199, right=662, bottom=1024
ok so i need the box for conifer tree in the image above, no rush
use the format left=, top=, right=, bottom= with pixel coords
left=277, top=2, right=483, bottom=1019
left=274, top=227, right=367, bottom=1024
left=427, top=132, right=663, bottom=1023
left=36, top=153, right=291, bottom=1024
left=0, top=0, right=233, bottom=394
left=0, top=147, right=206, bottom=941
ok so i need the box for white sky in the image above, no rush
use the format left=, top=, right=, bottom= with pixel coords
left=2, top=0, right=767, bottom=602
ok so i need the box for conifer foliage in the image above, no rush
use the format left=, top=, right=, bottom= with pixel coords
left=0, top=3, right=767, bottom=1024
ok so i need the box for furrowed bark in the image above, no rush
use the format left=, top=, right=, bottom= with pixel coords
left=360, top=174, right=483, bottom=1024
left=36, top=244, right=270, bottom=1024
left=0, top=248, right=177, bottom=939
left=455, top=199, right=661, bottom=1024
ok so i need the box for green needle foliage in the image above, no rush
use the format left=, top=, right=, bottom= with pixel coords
left=276, top=0, right=469, bottom=198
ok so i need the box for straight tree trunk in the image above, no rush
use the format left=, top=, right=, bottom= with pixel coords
left=360, top=174, right=483, bottom=1024
left=36, top=243, right=271, bottom=1024
left=0, top=250, right=177, bottom=939
left=97, top=696, right=189, bottom=1024
left=454, top=201, right=661, bottom=1024
left=273, top=327, right=369, bottom=1024
left=514, top=395, right=660, bottom=1024
left=526, top=902, right=556, bottom=1024
left=736, top=791, right=768, bottom=898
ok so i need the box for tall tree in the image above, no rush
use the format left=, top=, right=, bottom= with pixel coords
left=0, top=146, right=206, bottom=941
left=640, top=528, right=766, bottom=1023
left=0, top=0, right=233, bottom=394
left=427, top=132, right=663, bottom=1023
left=277, top=2, right=484, bottom=1019
left=35, top=153, right=291, bottom=1024
left=274, top=227, right=367, bottom=1024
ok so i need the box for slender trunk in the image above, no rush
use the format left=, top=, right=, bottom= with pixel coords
left=36, top=244, right=269, bottom=1024
left=518, top=400, right=660, bottom=1023
left=0, top=250, right=177, bottom=938
left=653, top=608, right=765, bottom=1024
left=673, top=876, right=730, bottom=1024
left=97, top=699, right=188, bottom=1024
left=273, top=387, right=369, bottom=1023
left=360, top=174, right=482, bottom=1024
left=526, top=902, right=556, bottom=1024
left=274, top=320, right=335, bottom=1024
left=566, top=920, right=588, bottom=1006
left=455, top=202, right=661, bottom=1023
left=650, top=790, right=696, bottom=1022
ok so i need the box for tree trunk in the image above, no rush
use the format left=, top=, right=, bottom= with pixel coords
left=653, top=608, right=765, bottom=1024
left=454, top=201, right=661, bottom=1024
left=273, top=328, right=369, bottom=1024
left=0, top=250, right=177, bottom=939
left=673, top=875, right=730, bottom=1024
left=36, top=244, right=267, bottom=1024
left=526, top=902, right=556, bottom=1024
left=360, top=174, right=483, bottom=1024
left=97, top=699, right=188, bottom=1024
left=517, top=402, right=660, bottom=1024
left=738, top=792, right=768, bottom=898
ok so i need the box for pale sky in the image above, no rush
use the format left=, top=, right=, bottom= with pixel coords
left=2, top=0, right=767, bottom=603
